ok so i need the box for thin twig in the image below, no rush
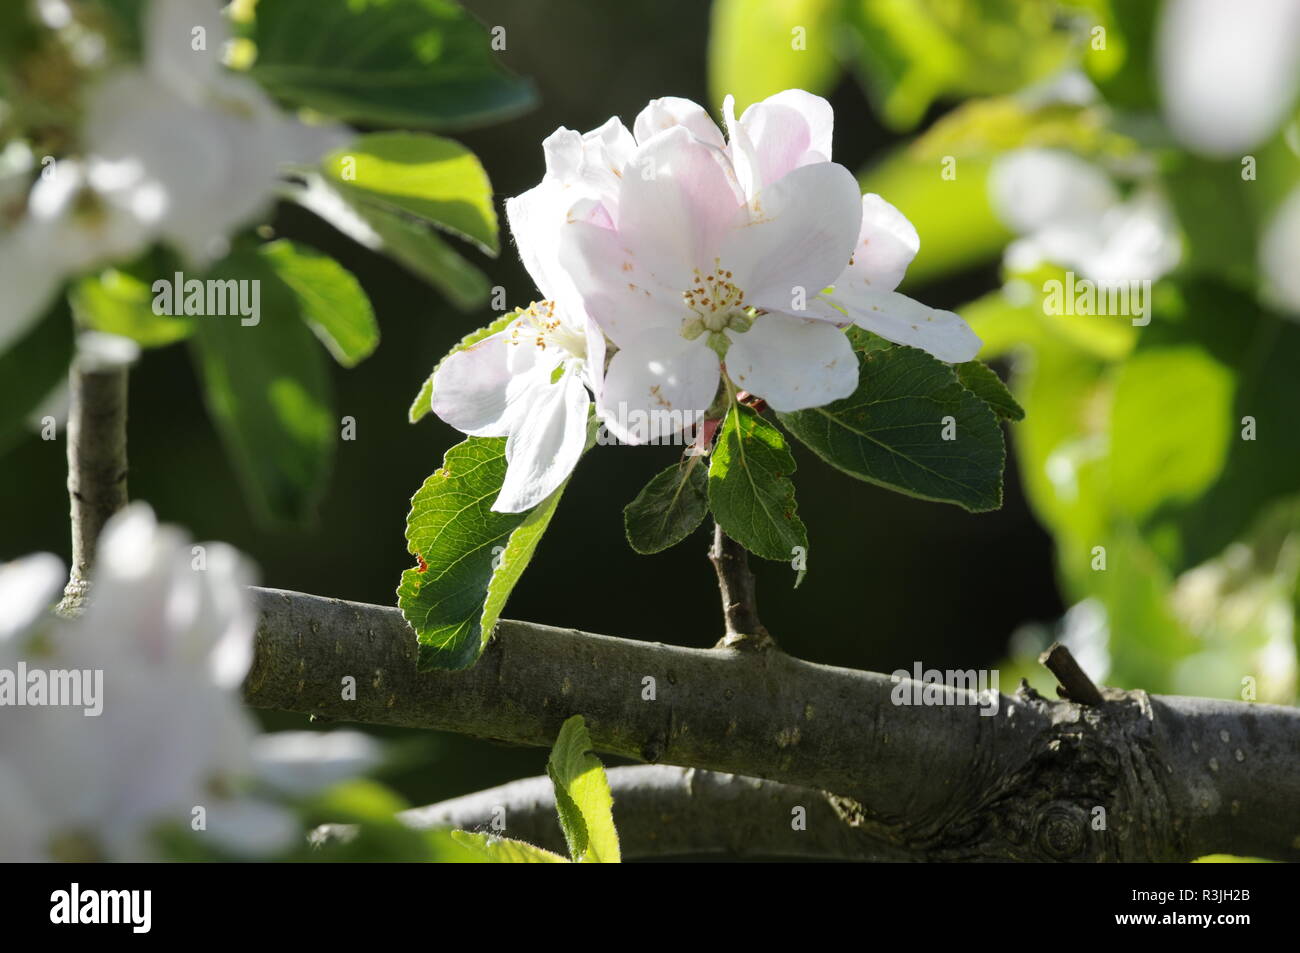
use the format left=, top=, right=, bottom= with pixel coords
left=708, top=521, right=775, bottom=651
left=57, top=364, right=129, bottom=616
left=1038, top=641, right=1106, bottom=706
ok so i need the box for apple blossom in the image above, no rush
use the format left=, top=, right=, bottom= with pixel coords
left=0, top=0, right=346, bottom=350
left=429, top=119, right=628, bottom=514
left=551, top=90, right=979, bottom=444
left=0, top=505, right=378, bottom=861
left=430, top=299, right=603, bottom=514
left=989, top=147, right=1182, bottom=283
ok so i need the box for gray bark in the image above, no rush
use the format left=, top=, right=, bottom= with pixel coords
left=246, top=587, right=1300, bottom=862
left=316, top=765, right=918, bottom=861
left=57, top=364, right=129, bottom=615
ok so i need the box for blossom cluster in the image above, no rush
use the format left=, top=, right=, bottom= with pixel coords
left=0, top=0, right=344, bottom=353
left=430, top=90, right=982, bottom=512
left=0, top=505, right=377, bottom=861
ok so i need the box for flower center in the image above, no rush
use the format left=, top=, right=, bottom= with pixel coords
left=510, top=300, right=586, bottom=358
left=680, top=259, right=751, bottom=341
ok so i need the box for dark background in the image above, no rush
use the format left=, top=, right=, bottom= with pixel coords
left=2, top=0, right=1063, bottom=804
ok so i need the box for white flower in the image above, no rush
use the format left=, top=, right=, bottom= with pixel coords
left=990, top=147, right=1182, bottom=283
left=81, top=0, right=346, bottom=265
left=0, top=505, right=376, bottom=860
left=430, top=118, right=628, bottom=513
left=1157, top=0, right=1300, bottom=159
left=431, top=300, right=602, bottom=514
left=551, top=90, right=978, bottom=444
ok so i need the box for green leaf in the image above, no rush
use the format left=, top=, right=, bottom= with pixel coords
left=1109, top=346, right=1235, bottom=522
left=449, top=831, right=569, bottom=863
left=708, top=403, right=807, bottom=562
left=259, top=240, right=378, bottom=367
left=69, top=268, right=193, bottom=348
left=956, top=360, right=1024, bottom=421
left=546, top=715, right=620, bottom=863
left=189, top=251, right=335, bottom=525
left=843, top=0, right=1074, bottom=131
left=0, top=295, right=74, bottom=455
left=707, top=0, right=842, bottom=111
left=296, top=175, right=490, bottom=312
left=778, top=335, right=1005, bottom=512
left=250, top=0, right=535, bottom=129
left=397, top=434, right=575, bottom=670
left=323, top=132, right=499, bottom=255
left=624, top=457, right=710, bottom=554
left=408, top=310, right=518, bottom=424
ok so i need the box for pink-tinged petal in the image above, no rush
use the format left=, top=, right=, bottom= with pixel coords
left=832, top=289, right=982, bottom=363
left=736, top=89, right=835, bottom=188
left=495, top=367, right=591, bottom=513
left=633, top=97, right=726, bottom=149
left=557, top=218, right=684, bottom=348
left=430, top=330, right=544, bottom=437
left=725, top=315, right=857, bottom=412
left=829, top=193, right=920, bottom=296
left=722, top=94, right=762, bottom=204
left=597, top=329, right=720, bottom=445
left=722, top=162, right=862, bottom=312
left=617, top=125, right=746, bottom=285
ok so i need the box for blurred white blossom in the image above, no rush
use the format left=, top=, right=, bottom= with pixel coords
left=0, top=504, right=379, bottom=861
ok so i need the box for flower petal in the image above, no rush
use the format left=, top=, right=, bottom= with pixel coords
left=829, top=193, right=919, bottom=296
left=725, top=315, right=857, bottom=412
left=736, top=89, right=834, bottom=188
left=633, top=96, right=726, bottom=148
left=1157, top=0, right=1300, bottom=158
left=827, top=289, right=982, bottom=363
left=495, top=365, right=590, bottom=513
left=616, top=125, right=746, bottom=287
left=430, top=329, right=544, bottom=438
left=722, top=161, right=862, bottom=313
left=557, top=217, right=684, bottom=347
left=598, top=328, right=719, bottom=445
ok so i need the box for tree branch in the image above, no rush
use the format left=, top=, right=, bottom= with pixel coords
left=57, top=363, right=129, bottom=615
left=317, top=765, right=916, bottom=860
left=245, top=587, right=1300, bottom=861
left=708, top=522, right=774, bottom=650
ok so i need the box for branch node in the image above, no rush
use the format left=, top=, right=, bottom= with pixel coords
left=1038, top=641, right=1105, bottom=706
left=707, top=522, right=776, bottom=651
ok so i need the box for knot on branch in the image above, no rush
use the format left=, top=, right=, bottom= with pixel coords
left=828, top=689, right=1185, bottom=861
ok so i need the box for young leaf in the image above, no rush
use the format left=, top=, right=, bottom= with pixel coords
left=250, top=0, right=535, bottom=130
left=956, top=360, right=1025, bottom=421
left=293, top=174, right=490, bottom=312
left=546, top=715, right=621, bottom=863
left=189, top=251, right=335, bottom=525
left=322, top=133, right=499, bottom=255
left=397, top=436, right=570, bottom=671
left=409, top=311, right=520, bottom=424
left=70, top=269, right=193, bottom=348
left=260, top=240, right=378, bottom=368
left=623, top=457, right=710, bottom=554
left=778, top=339, right=1005, bottom=513
left=708, top=403, right=808, bottom=562
left=449, top=831, right=569, bottom=863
